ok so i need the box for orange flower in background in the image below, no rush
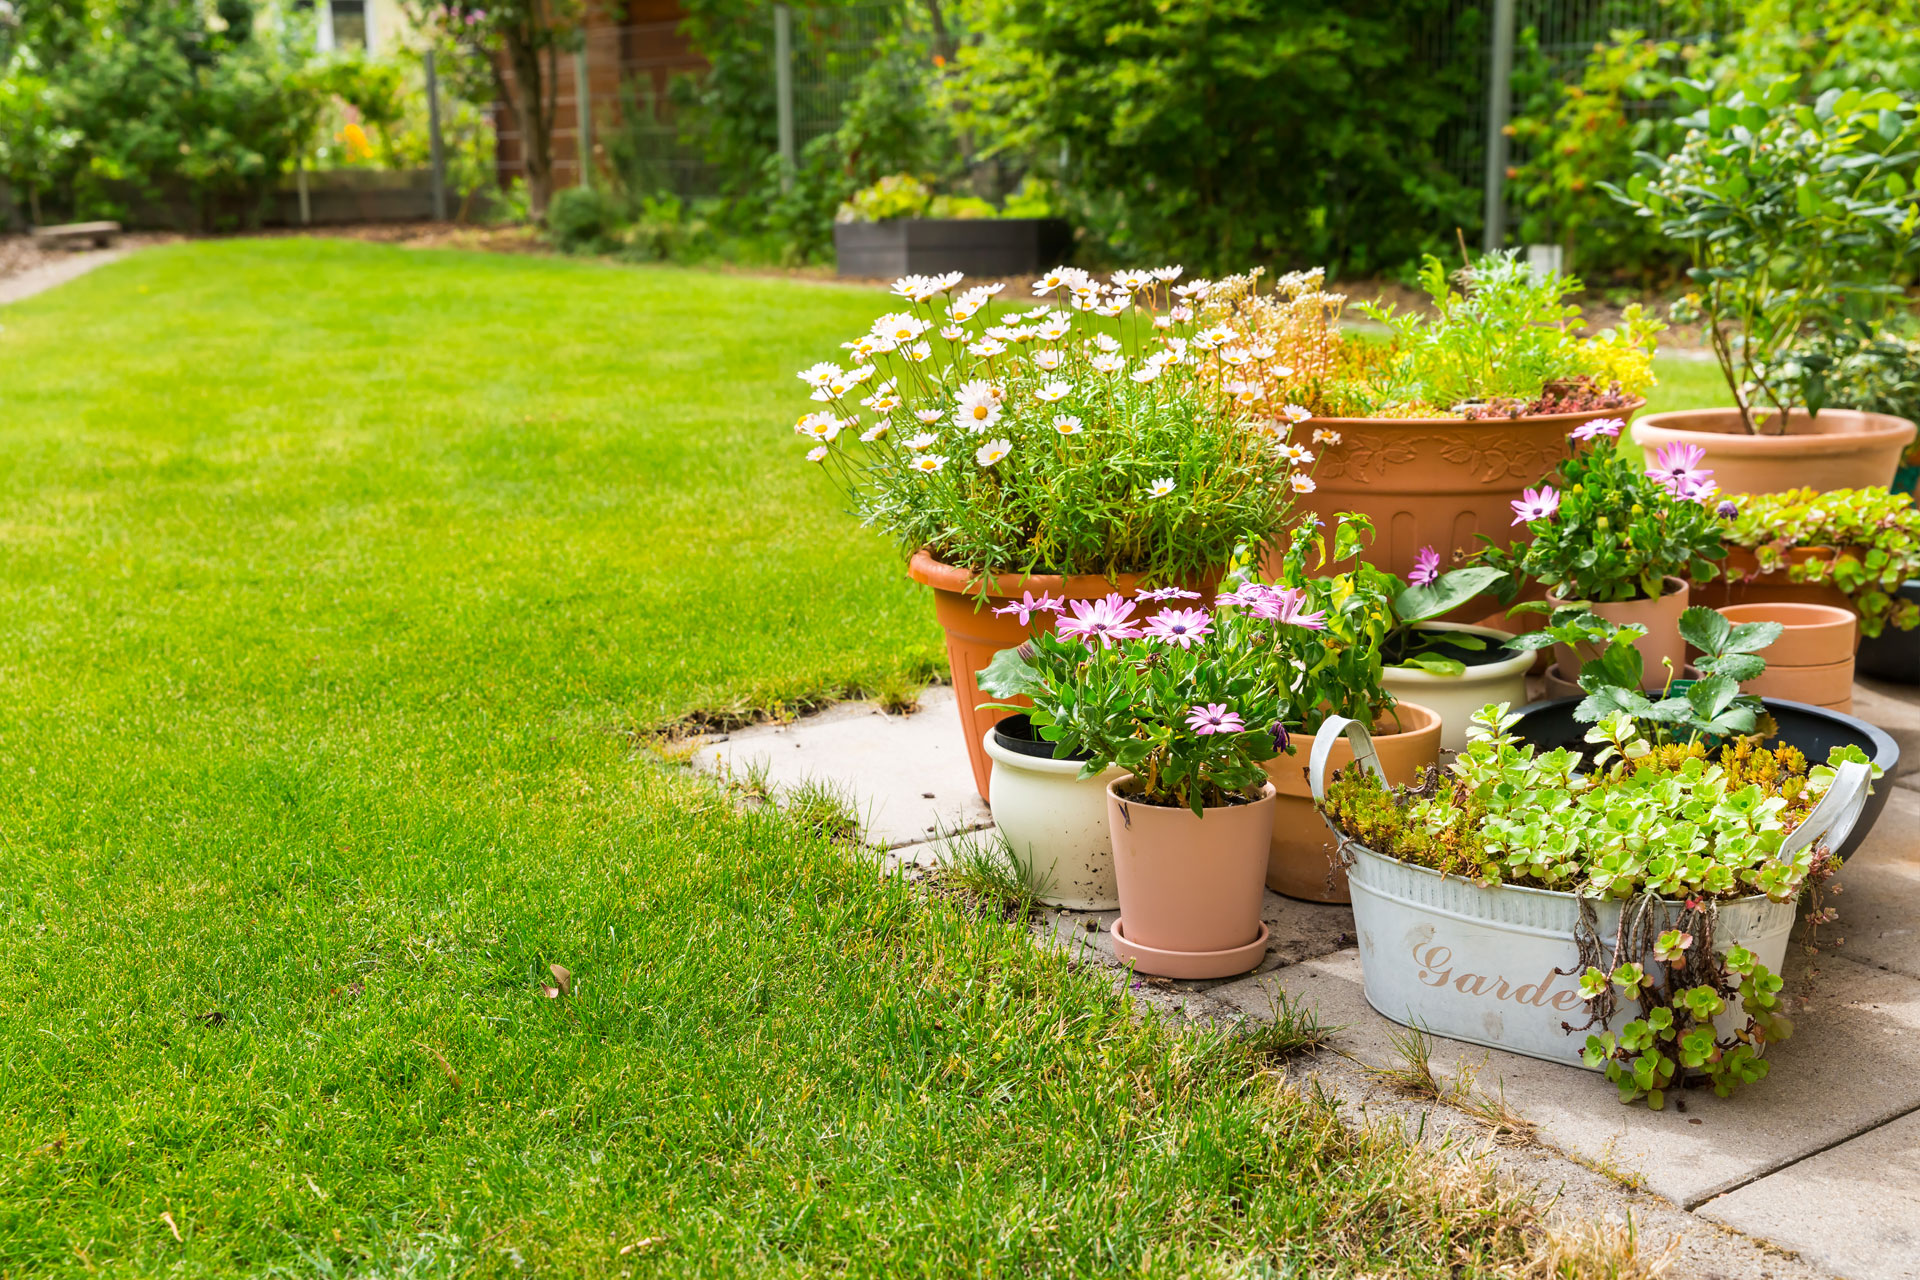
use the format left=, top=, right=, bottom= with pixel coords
left=338, top=122, right=373, bottom=161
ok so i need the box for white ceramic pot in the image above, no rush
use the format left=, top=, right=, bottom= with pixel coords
left=1379, top=623, right=1533, bottom=753
left=1308, top=716, right=1870, bottom=1070
left=984, top=720, right=1125, bottom=910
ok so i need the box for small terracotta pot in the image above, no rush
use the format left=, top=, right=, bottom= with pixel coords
left=1547, top=576, right=1690, bottom=683
left=1543, top=662, right=1700, bottom=701
left=1692, top=546, right=1855, bottom=615
left=1289, top=401, right=1643, bottom=582
left=1632, top=408, right=1916, bottom=496
left=1106, top=779, right=1275, bottom=980
left=1261, top=702, right=1442, bottom=903
left=908, top=551, right=1217, bottom=802
left=1717, top=602, right=1857, bottom=714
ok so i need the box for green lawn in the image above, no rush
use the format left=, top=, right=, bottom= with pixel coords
left=0, top=240, right=1669, bottom=1277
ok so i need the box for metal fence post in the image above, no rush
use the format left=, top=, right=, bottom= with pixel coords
left=426, top=50, right=449, bottom=220
left=773, top=3, right=795, bottom=191
left=1482, top=0, right=1517, bottom=253
left=575, top=45, right=593, bottom=189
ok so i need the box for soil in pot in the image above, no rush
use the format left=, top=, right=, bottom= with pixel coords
left=1262, top=702, right=1442, bottom=903
left=984, top=714, right=1123, bottom=912
left=1380, top=624, right=1532, bottom=753
left=1716, top=603, right=1856, bottom=714
left=1857, top=581, right=1920, bottom=685
left=1509, top=696, right=1897, bottom=860
left=1547, top=576, right=1689, bottom=681
left=1106, top=779, right=1274, bottom=980
left=1631, top=408, right=1916, bottom=496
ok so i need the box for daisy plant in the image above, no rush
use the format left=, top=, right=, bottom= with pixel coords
left=1478, top=418, right=1727, bottom=605
left=788, top=268, right=1311, bottom=584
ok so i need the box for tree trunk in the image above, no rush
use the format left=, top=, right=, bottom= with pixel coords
left=505, top=25, right=554, bottom=218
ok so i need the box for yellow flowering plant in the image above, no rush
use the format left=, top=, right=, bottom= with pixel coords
left=788, top=268, right=1311, bottom=583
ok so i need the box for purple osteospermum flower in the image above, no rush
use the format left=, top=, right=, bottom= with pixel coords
left=1570, top=417, right=1623, bottom=442
left=1409, top=545, right=1442, bottom=586
left=1215, top=582, right=1273, bottom=610
left=1678, top=474, right=1720, bottom=505
left=1055, top=592, right=1141, bottom=648
left=1251, top=585, right=1328, bottom=630
left=1270, top=721, right=1291, bottom=753
left=1142, top=607, right=1213, bottom=649
left=1186, top=704, right=1245, bottom=735
left=1136, top=586, right=1202, bottom=603
left=1717, top=498, right=1740, bottom=519
left=1511, top=486, right=1560, bottom=525
left=1648, top=441, right=1710, bottom=495
left=991, top=589, right=1065, bottom=625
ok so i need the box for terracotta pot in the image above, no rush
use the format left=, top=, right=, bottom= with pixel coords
left=1547, top=576, right=1689, bottom=683
left=1632, top=408, right=1916, bottom=496
left=1717, top=603, right=1857, bottom=714
left=1261, top=702, right=1442, bottom=903
left=908, top=551, right=1217, bottom=802
left=1543, top=662, right=1700, bottom=701
left=1289, top=401, right=1643, bottom=582
left=1106, top=779, right=1275, bottom=980
left=1692, top=546, right=1854, bottom=615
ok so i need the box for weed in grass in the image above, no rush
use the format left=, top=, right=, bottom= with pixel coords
left=784, top=776, right=864, bottom=844
left=1366, top=1024, right=1446, bottom=1100
left=1527, top=1213, right=1678, bottom=1279
left=1238, top=988, right=1340, bottom=1062
left=929, top=828, right=1046, bottom=920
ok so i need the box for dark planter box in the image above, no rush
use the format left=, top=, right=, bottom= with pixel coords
left=1857, top=580, right=1920, bottom=685
left=834, top=218, right=1072, bottom=279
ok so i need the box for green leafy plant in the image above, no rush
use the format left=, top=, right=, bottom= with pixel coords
left=787, top=268, right=1306, bottom=582
left=1383, top=553, right=1508, bottom=676
left=1719, top=487, right=1920, bottom=636
left=1478, top=419, right=1725, bottom=604
left=546, top=185, right=625, bottom=254
left=1603, top=75, right=1920, bottom=432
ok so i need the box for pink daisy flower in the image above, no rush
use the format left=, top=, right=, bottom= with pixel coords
left=1511, top=486, right=1560, bottom=525
left=1408, top=545, right=1441, bottom=586
left=1135, top=586, right=1202, bottom=603
left=1251, top=585, right=1327, bottom=630
left=1647, top=442, right=1710, bottom=495
left=1186, top=704, right=1245, bottom=735
left=1054, top=593, right=1141, bottom=648
left=991, top=590, right=1065, bottom=625
left=1569, top=417, right=1623, bottom=442
left=1142, top=607, right=1213, bottom=649
left=1214, top=582, right=1274, bottom=610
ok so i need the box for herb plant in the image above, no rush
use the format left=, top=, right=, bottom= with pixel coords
left=788, top=269, right=1304, bottom=582
left=1719, top=486, right=1920, bottom=636
left=1479, top=419, right=1726, bottom=603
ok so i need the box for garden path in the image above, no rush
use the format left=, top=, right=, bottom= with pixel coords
left=0, top=245, right=132, bottom=305
left=700, top=679, right=1920, bottom=1280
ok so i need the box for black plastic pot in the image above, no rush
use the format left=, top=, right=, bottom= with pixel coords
left=1509, top=696, right=1899, bottom=860
left=834, top=218, right=1073, bottom=278
left=1855, top=580, right=1920, bottom=685
left=991, top=712, right=1086, bottom=762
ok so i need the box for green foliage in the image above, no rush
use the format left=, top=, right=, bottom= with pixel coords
left=545, top=184, right=625, bottom=254
left=1604, top=75, right=1920, bottom=431
left=1479, top=424, right=1725, bottom=604
left=946, top=0, right=1477, bottom=274
left=836, top=171, right=1057, bottom=223
left=1720, top=487, right=1920, bottom=636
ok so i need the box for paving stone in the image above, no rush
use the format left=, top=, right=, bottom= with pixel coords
left=1698, top=1108, right=1920, bottom=1280
left=1855, top=678, right=1920, bottom=782
left=694, top=687, right=991, bottom=848
left=1818, top=785, right=1920, bottom=982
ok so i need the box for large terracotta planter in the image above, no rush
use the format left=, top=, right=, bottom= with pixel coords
left=1547, top=576, right=1689, bottom=683
left=908, top=551, right=1216, bottom=802
left=983, top=716, right=1124, bottom=910
left=1632, top=408, right=1916, bottom=496
left=1106, top=779, right=1276, bottom=980
left=1692, top=546, right=1854, bottom=615
left=1261, top=702, right=1442, bottom=903
left=1294, top=401, right=1643, bottom=581
left=1717, top=603, right=1857, bottom=714
left=1379, top=623, right=1533, bottom=753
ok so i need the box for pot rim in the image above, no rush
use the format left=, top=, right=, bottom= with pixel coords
left=908, top=548, right=1188, bottom=600
left=1300, top=397, right=1646, bottom=429
left=983, top=723, right=1111, bottom=777
left=1384, top=623, right=1534, bottom=684
left=1510, top=694, right=1898, bottom=771
left=1633, top=407, right=1918, bottom=452
left=1716, top=601, right=1858, bottom=632
left=1107, top=777, right=1278, bottom=811
left=1546, top=574, right=1689, bottom=608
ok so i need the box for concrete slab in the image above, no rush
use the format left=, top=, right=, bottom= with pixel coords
left=0, top=246, right=128, bottom=305
left=1032, top=890, right=1357, bottom=992
left=1819, top=785, right=1920, bottom=982
left=1855, top=678, right=1920, bottom=783
left=695, top=688, right=992, bottom=848
left=1699, top=1108, right=1920, bottom=1280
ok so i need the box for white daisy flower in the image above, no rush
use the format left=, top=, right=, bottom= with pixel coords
left=1089, top=353, right=1126, bottom=375
left=1036, top=317, right=1071, bottom=341
left=1021, top=307, right=1054, bottom=321
left=905, top=341, right=933, bottom=363
left=795, top=411, right=840, bottom=439
left=859, top=423, right=889, bottom=442
left=985, top=325, right=1021, bottom=342
left=873, top=312, right=929, bottom=344
left=967, top=338, right=1008, bottom=359
left=950, top=302, right=980, bottom=324
left=939, top=325, right=967, bottom=341
left=1314, top=428, right=1343, bottom=445
left=907, top=432, right=939, bottom=450
left=975, top=437, right=1012, bottom=467
left=1110, top=269, right=1151, bottom=291
left=1147, top=477, right=1176, bottom=499
left=1034, top=269, right=1071, bottom=295
left=1290, top=472, right=1317, bottom=494
left=865, top=393, right=902, bottom=413
left=1220, top=345, right=1250, bottom=366
left=806, top=445, right=829, bottom=462
left=1130, top=364, right=1161, bottom=384
left=1152, top=265, right=1184, bottom=281
left=798, top=362, right=844, bottom=388
left=1030, top=348, right=1064, bottom=371
left=1092, top=333, right=1122, bottom=353
left=1093, top=299, right=1129, bottom=318
left=953, top=382, right=1002, bottom=432
left=1152, top=315, right=1174, bottom=330
left=1250, top=343, right=1278, bottom=361
left=1223, top=381, right=1265, bottom=406
left=1033, top=380, right=1073, bottom=403
left=1170, top=304, right=1193, bottom=322
left=932, top=271, right=964, bottom=291
left=1053, top=415, right=1083, bottom=436
left=911, top=454, right=948, bottom=474
left=1284, top=403, right=1313, bottom=423
left=846, top=365, right=877, bottom=385
left=914, top=408, right=944, bottom=425
left=1279, top=443, right=1315, bottom=465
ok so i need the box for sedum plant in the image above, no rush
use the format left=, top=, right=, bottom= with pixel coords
left=788, top=269, right=1305, bottom=583
left=1478, top=418, right=1726, bottom=604
left=1719, top=486, right=1920, bottom=636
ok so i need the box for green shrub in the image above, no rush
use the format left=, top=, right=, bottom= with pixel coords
left=545, top=185, right=627, bottom=254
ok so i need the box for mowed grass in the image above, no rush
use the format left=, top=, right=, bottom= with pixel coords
left=0, top=240, right=1647, bottom=1277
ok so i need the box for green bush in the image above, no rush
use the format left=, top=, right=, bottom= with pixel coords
left=545, top=185, right=627, bottom=254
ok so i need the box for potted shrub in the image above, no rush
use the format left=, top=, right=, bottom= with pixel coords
left=980, top=589, right=1287, bottom=979
left=788, top=268, right=1306, bottom=801
left=1606, top=77, right=1919, bottom=490
left=1378, top=549, right=1530, bottom=753
left=1706, top=487, right=1920, bottom=639
left=1313, top=703, right=1872, bottom=1104
left=1478, top=417, right=1727, bottom=678
left=832, top=173, right=1072, bottom=278
left=1506, top=609, right=1898, bottom=860
left=1204, top=256, right=1663, bottom=581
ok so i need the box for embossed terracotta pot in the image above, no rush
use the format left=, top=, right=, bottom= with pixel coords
left=1289, top=401, right=1643, bottom=582
left=1107, top=778, right=1275, bottom=980
left=1716, top=603, right=1857, bottom=714
left=1633, top=408, right=1916, bottom=496
left=908, top=551, right=1219, bottom=803
left=1310, top=715, right=1871, bottom=1070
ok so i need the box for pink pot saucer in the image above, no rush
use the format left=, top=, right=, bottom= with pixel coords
left=1112, top=919, right=1271, bottom=981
